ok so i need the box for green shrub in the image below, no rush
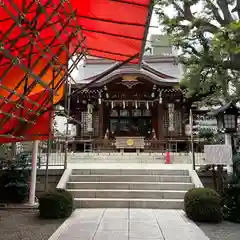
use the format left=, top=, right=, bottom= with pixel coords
left=222, top=154, right=240, bottom=222
left=0, top=166, right=29, bottom=203
left=39, top=188, right=74, bottom=219
left=184, top=188, right=222, bottom=222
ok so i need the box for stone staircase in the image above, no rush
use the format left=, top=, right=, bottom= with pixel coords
left=66, top=168, right=195, bottom=209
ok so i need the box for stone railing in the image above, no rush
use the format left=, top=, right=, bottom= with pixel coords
left=92, top=139, right=116, bottom=152
left=144, top=140, right=167, bottom=152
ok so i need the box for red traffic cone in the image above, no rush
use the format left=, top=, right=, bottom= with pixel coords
left=165, top=151, right=171, bottom=164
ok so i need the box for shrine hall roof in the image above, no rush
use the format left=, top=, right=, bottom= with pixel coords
left=76, top=56, right=181, bottom=86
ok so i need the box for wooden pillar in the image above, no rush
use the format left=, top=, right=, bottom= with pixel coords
left=157, top=102, right=163, bottom=140
left=98, top=101, right=103, bottom=138
left=181, top=101, right=186, bottom=137
left=151, top=102, right=158, bottom=137
left=76, top=112, right=81, bottom=137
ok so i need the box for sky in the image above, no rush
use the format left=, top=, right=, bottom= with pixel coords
left=149, top=9, right=161, bottom=34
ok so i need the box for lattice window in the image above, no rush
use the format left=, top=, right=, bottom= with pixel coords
left=81, top=111, right=99, bottom=137
left=174, top=110, right=182, bottom=135
left=143, top=109, right=151, bottom=117
left=94, top=113, right=99, bottom=136
left=163, top=110, right=169, bottom=136
left=110, top=110, right=118, bottom=117
left=132, top=109, right=142, bottom=117
left=163, top=109, right=182, bottom=136
left=110, top=119, right=118, bottom=133
left=224, top=115, right=236, bottom=129
left=168, top=103, right=175, bottom=132
left=119, top=119, right=130, bottom=131
left=120, top=109, right=129, bottom=116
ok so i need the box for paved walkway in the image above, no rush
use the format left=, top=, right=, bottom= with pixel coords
left=48, top=209, right=209, bottom=240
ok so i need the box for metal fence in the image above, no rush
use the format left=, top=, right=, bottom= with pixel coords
left=0, top=137, right=72, bottom=169
left=37, top=138, right=69, bottom=168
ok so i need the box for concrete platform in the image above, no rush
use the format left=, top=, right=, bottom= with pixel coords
left=48, top=208, right=209, bottom=240
left=68, top=163, right=193, bottom=170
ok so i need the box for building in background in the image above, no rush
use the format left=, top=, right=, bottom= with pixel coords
left=145, top=34, right=173, bottom=56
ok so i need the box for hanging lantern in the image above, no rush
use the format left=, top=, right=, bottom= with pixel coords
left=111, top=101, right=114, bottom=109
left=123, top=101, right=126, bottom=109
left=104, top=128, right=109, bottom=139
left=208, top=101, right=239, bottom=133
left=159, top=91, right=162, bottom=104
left=152, top=128, right=157, bottom=140
left=146, top=101, right=149, bottom=110
left=135, top=101, right=138, bottom=109
left=98, top=91, right=102, bottom=104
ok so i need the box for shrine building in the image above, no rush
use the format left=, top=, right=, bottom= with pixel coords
left=64, top=53, right=193, bottom=153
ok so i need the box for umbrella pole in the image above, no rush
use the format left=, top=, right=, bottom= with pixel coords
left=28, top=140, right=39, bottom=205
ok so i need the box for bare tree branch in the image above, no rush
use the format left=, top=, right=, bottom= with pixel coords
left=217, top=0, right=233, bottom=24
left=183, top=1, right=194, bottom=20
left=172, top=2, right=185, bottom=16
left=232, top=0, right=240, bottom=18
left=205, top=0, right=225, bottom=24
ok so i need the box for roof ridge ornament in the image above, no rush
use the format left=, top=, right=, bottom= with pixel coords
left=116, top=76, right=142, bottom=89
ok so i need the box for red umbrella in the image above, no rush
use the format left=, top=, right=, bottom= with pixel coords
left=0, top=0, right=153, bottom=142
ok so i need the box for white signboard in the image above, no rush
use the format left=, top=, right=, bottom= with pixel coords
left=204, top=145, right=232, bottom=164
left=87, top=104, right=93, bottom=132
left=168, top=103, right=175, bottom=132
left=87, top=113, right=93, bottom=132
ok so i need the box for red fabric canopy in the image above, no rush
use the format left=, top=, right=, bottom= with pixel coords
left=0, top=0, right=153, bottom=143
left=70, top=0, right=152, bottom=63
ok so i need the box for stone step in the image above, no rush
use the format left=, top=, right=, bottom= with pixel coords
left=68, top=189, right=187, bottom=199
left=69, top=158, right=191, bottom=164
left=69, top=159, right=166, bottom=163
left=67, top=182, right=194, bottom=191
left=71, top=169, right=189, bottom=176
left=73, top=198, right=184, bottom=209
left=69, top=175, right=191, bottom=183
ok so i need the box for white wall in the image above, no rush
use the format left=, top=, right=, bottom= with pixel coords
left=148, top=62, right=182, bottom=79
left=74, top=60, right=182, bottom=83
left=75, top=62, right=113, bottom=82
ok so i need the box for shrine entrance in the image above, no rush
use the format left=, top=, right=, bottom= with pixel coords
left=67, top=70, right=189, bottom=153
left=109, top=103, right=152, bottom=138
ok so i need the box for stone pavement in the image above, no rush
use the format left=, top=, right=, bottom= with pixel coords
left=48, top=209, right=209, bottom=240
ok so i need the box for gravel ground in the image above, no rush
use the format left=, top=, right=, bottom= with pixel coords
left=0, top=209, right=64, bottom=240
left=198, top=221, right=240, bottom=240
